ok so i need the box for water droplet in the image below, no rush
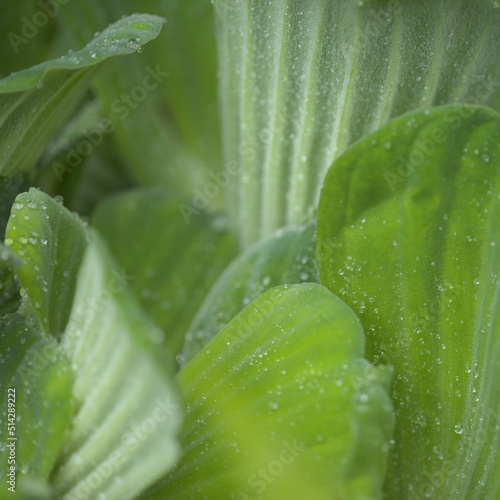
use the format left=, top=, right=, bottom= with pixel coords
left=127, top=38, right=143, bottom=53
left=454, top=424, right=464, bottom=435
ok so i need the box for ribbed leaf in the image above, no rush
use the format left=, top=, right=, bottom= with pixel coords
left=145, top=284, right=394, bottom=500
left=215, top=0, right=500, bottom=245
left=91, top=188, right=237, bottom=355
left=5, top=189, right=88, bottom=338
left=2, top=189, right=182, bottom=499
left=181, top=222, right=318, bottom=366
left=317, top=105, right=500, bottom=499
left=50, top=231, right=182, bottom=500
left=0, top=13, right=164, bottom=176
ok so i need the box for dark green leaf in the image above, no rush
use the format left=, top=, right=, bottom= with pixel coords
left=0, top=314, right=74, bottom=483
left=0, top=174, right=30, bottom=240
left=0, top=13, right=164, bottom=176
left=0, top=0, right=59, bottom=79
left=59, top=1, right=222, bottom=202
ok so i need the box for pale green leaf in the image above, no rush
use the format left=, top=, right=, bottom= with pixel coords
left=181, top=222, right=318, bottom=366
left=0, top=13, right=164, bottom=176
left=145, top=284, right=394, bottom=500
left=215, top=0, right=500, bottom=245
left=317, top=105, right=500, bottom=499
left=49, top=231, right=182, bottom=500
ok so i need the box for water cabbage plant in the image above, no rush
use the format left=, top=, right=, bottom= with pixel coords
left=0, top=1, right=500, bottom=499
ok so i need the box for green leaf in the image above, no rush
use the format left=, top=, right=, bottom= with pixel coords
left=0, top=0, right=59, bottom=79
left=50, top=231, right=181, bottom=500
left=0, top=174, right=30, bottom=239
left=317, top=105, right=500, bottom=499
left=145, top=284, right=394, bottom=500
left=2, top=190, right=182, bottom=499
left=91, top=188, right=237, bottom=355
left=0, top=268, right=21, bottom=316
left=59, top=1, right=222, bottom=201
left=49, top=141, right=134, bottom=217
left=36, top=99, right=135, bottom=216
left=0, top=243, right=23, bottom=271
left=0, top=314, right=74, bottom=483
left=5, top=188, right=88, bottom=338
left=181, top=222, right=318, bottom=366
left=215, top=0, right=500, bottom=245
left=0, top=13, right=164, bottom=176
left=0, top=314, right=42, bottom=396
left=39, top=98, right=105, bottom=169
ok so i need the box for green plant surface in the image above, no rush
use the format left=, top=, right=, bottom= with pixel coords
left=4, top=189, right=88, bottom=338
left=0, top=315, right=74, bottom=482
left=0, top=13, right=164, bottom=177
left=91, top=188, right=238, bottom=355
left=317, top=104, right=500, bottom=499
left=215, top=0, right=500, bottom=245
left=51, top=231, right=181, bottom=500
left=181, top=222, right=318, bottom=366
left=146, top=284, right=394, bottom=500
left=1, top=2, right=500, bottom=499
left=58, top=0, right=223, bottom=201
